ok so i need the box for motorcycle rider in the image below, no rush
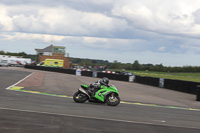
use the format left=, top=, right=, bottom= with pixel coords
left=89, top=77, right=109, bottom=97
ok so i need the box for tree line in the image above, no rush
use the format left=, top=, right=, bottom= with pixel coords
left=0, top=50, right=28, bottom=57
left=1, top=50, right=200, bottom=72
left=109, top=60, right=200, bottom=72
left=0, top=50, right=37, bottom=61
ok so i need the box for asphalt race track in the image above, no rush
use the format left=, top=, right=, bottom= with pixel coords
left=0, top=68, right=200, bottom=133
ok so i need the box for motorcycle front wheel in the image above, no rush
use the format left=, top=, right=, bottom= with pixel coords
left=73, top=91, right=89, bottom=103
left=106, top=94, right=120, bottom=106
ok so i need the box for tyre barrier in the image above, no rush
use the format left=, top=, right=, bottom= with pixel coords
left=97, top=72, right=129, bottom=82
left=24, top=65, right=76, bottom=75
left=81, top=71, right=93, bottom=77
left=197, top=85, right=200, bottom=101
left=24, top=65, right=200, bottom=97
left=134, top=75, right=160, bottom=87
left=164, top=79, right=198, bottom=94
left=134, top=76, right=199, bottom=95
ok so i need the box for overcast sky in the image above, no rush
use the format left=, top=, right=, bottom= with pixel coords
left=0, top=0, right=200, bottom=66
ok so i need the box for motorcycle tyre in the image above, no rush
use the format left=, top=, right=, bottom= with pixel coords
left=73, top=91, right=88, bottom=103
left=106, top=95, right=120, bottom=106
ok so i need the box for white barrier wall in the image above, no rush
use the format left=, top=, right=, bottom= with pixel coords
left=76, top=69, right=82, bottom=76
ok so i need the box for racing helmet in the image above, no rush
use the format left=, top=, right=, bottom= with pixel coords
left=100, top=77, right=109, bottom=86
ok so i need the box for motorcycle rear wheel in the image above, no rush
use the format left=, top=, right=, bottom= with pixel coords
left=73, top=91, right=88, bottom=103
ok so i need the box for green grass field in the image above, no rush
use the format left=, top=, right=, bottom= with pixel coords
left=108, top=69, right=200, bottom=83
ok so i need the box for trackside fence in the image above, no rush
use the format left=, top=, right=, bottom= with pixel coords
left=97, top=72, right=129, bottom=82
left=134, top=75, right=160, bottom=87
left=24, top=65, right=200, bottom=98
left=24, top=65, right=76, bottom=75
left=81, top=71, right=93, bottom=77
left=164, top=79, right=198, bottom=94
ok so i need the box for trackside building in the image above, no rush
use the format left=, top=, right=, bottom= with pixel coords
left=35, top=44, right=70, bottom=68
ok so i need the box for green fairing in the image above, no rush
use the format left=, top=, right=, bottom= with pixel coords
left=81, top=84, right=89, bottom=88
left=94, top=85, right=119, bottom=102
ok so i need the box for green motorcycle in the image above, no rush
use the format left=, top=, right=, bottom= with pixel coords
left=73, top=84, right=120, bottom=106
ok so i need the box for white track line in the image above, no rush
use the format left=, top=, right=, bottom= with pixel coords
left=5, top=72, right=35, bottom=90
left=0, top=106, right=199, bottom=130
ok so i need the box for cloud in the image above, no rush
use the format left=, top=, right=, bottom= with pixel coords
left=180, top=39, right=200, bottom=54
left=193, top=9, right=200, bottom=24
left=0, top=3, right=129, bottom=38
left=1, top=30, right=199, bottom=55
left=112, top=0, right=200, bottom=37
left=158, top=47, right=166, bottom=52
left=0, top=0, right=200, bottom=66
left=0, top=0, right=115, bottom=12
left=0, top=4, right=13, bottom=30
left=0, top=32, right=148, bottom=52
left=1, top=0, right=200, bottom=39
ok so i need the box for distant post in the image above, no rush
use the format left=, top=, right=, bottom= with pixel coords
left=159, top=78, right=164, bottom=88
left=197, top=85, right=200, bottom=101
